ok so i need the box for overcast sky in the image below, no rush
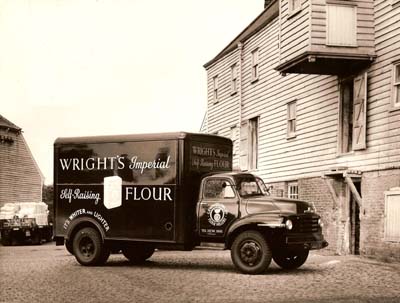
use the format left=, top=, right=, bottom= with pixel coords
left=1, top=0, right=263, bottom=184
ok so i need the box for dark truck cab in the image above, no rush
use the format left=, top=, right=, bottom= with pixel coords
left=54, top=132, right=327, bottom=274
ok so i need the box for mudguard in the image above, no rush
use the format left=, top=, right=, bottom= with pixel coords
left=65, top=216, right=107, bottom=242
left=225, top=214, right=285, bottom=246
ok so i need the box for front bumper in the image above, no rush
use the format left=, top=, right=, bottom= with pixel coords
left=285, top=232, right=328, bottom=250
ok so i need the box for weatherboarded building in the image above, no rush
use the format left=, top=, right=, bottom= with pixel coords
left=204, top=0, right=400, bottom=260
left=0, top=115, right=43, bottom=208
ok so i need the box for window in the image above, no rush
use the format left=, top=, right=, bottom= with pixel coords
left=288, top=182, right=299, bottom=199
left=213, top=76, right=219, bottom=103
left=384, top=188, right=400, bottom=242
left=326, top=4, right=357, bottom=47
left=231, top=64, right=238, bottom=94
left=251, top=49, right=259, bottom=82
left=287, top=101, right=296, bottom=138
left=392, top=63, right=400, bottom=108
left=240, top=117, right=259, bottom=171
left=339, top=73, right=367, bottom=153
left=289, top=0, right=301, bottom=13
left=248, top=117, right=258, bottom=170
left=230, top=125, right=237, bottom=155
left=204, top=179, right=235, bottom=199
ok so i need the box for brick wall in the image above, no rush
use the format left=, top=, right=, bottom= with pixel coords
left=268, top=177, right=341, bottom=254
left=361, top=169, right=400, bottom=261
left=267, top=169, right=400, bottom=261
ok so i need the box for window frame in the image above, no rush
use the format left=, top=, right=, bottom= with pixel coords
left=287, top=181, right=299, bottom=199
left=248, top=116, right=259, bottom=170
left=337, top=72, right=367, bottom=154
left=338, top=78, right=354, bottom=154
left=251, top=48, right=259, bottom=83
left=384, top=188, right=400, bottom=242
left=213, top=75, right=219, bottom=104
left=231, top=63, right=238, bottom=95
left=391, top=62, right=400, bottom=110
left=203, top=178, right=237, bottom=200
left=230, top=125, right=237, bottom=156
left=326, top=3, right=357, bottom=47
left=288, top=0, right=302, bottom=16
left=287, top=101, right=297, bottom=139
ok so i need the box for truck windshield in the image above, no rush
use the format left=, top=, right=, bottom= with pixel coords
left=234, top=176, right=266, bottom=198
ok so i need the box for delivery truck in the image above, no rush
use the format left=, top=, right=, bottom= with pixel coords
left=54, top=132, right=327, bottom=274
left=0, top=202, right=53, bottom=245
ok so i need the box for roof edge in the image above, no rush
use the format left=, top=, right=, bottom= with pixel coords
left=203, top=0, right=279, bottom=69
left=0, top=114, right=22, bottom=132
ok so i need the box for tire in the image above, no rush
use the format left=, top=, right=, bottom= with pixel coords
left=273, top=249, right=309, bottom=270
left=122, top=243, right=155, bottom=264
left=32, top=231, right=42, bottom=245
left=72, top=227, right=109, bottom=266
left=45, top=228, right=53, bottom=242
left=98, top=246, right=111, bottom=265
left=231, top=230, right=272, bottom=275
left=65, top=240, right=74, bottom=255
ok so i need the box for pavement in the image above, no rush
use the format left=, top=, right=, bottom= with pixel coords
left=0, top=243, right=399, bottom=303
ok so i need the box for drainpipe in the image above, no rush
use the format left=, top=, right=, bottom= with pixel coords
left=237, top=42, right=244, bottom=169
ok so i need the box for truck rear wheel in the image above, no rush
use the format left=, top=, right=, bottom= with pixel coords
left=122, top=244, right=154, bottom=264
left=72, top=227, right=109, bottom=266
left=273, top=249, right=309, bottom=270
left=66, top=240, right=73, bottom=255
left=231, top=230, right=272, bottom=274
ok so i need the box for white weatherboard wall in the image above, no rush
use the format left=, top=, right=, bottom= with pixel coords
left=205, top=1, right=400, bottom=183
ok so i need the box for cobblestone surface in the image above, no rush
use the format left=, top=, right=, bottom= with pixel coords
left=0, top=243, right=399, bottom=303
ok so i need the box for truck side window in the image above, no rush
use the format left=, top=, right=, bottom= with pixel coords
left=204, top=179, right=235, bottom=199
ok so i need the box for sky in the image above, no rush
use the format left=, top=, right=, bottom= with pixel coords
left=0, top=0, right=263, bottom=184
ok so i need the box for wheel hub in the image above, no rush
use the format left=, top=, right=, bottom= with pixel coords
left=240, top=241, right=261, bottom=266
left=79, top=237, right=95, bottom=258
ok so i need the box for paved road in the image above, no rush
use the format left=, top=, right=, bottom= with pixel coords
left=0, top=243, right=399, bottom=303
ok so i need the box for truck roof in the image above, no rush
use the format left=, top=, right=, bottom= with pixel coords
left=203, top=172, right=257, bottom=179
left=54, top=132, right=232, bottom=145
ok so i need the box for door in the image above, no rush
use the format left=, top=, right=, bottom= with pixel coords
left=349, top=181, right=361, bottom=255
left=198, top=177, right=239, bottom=239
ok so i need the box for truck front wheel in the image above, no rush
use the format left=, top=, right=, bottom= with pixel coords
left=122, top=244, right=154, bottom=264
left=72, top=227, right=110, bottom=266
left=273, top=249, right=309, bottom=270
left=231, top=230, right=272, bottom=274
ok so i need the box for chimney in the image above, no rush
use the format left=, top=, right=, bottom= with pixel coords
left=264, top=0, right=272, bottom=8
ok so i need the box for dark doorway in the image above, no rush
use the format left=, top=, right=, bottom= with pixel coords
left=340, top=79, right=354, bottom=153
left=349, top=181, right=361, bottom=255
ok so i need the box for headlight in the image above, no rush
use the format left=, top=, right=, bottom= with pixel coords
left=285, top=219, right=293, bottom=230
left=318, top=218, right=324, bottom=228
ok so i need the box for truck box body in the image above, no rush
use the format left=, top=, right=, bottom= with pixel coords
left=54, top=132, right=232, bottom=247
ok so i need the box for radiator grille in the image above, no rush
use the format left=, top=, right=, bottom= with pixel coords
left=290, top=215, right=320, bottom=233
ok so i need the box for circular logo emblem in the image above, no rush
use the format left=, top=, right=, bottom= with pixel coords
left=207, top=203, right=227, bottom=226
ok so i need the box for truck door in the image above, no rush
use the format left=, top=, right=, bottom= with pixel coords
left=198, top=177, right=239, bottom=238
